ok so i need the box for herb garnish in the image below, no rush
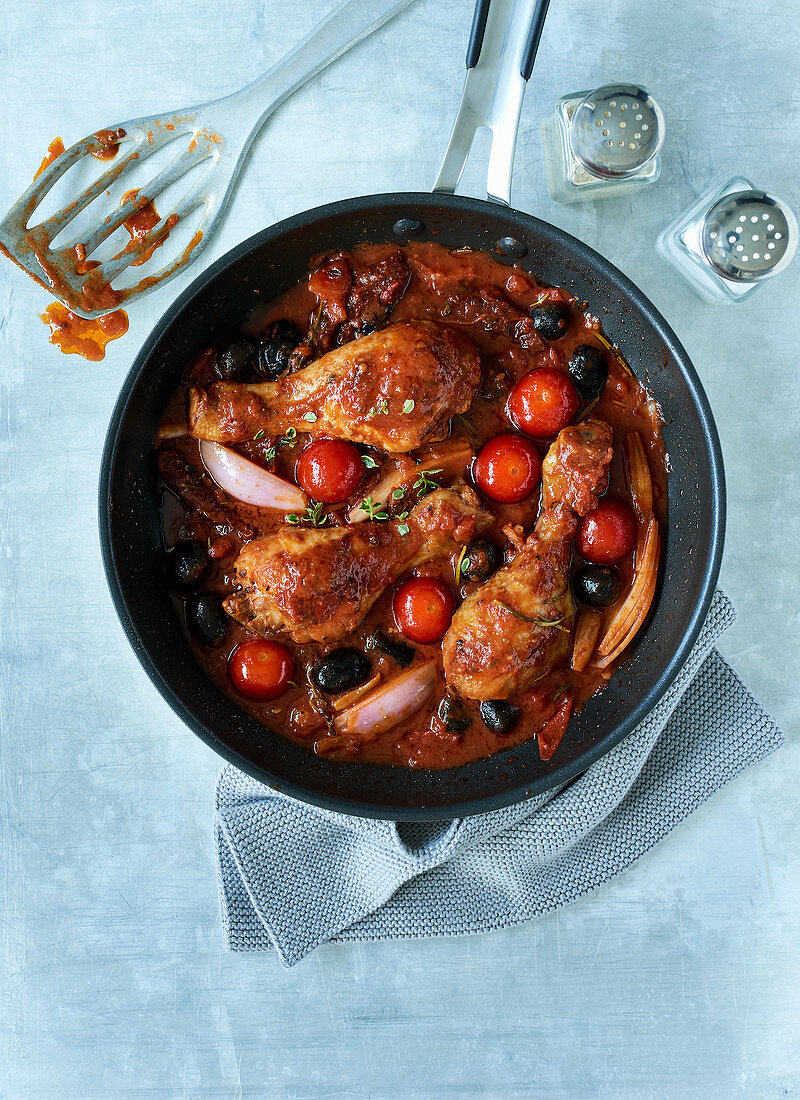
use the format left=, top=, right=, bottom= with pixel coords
left=455, top=544, right=468, bottom=585
left=253, top=429, right=264, bottom=441
left=303, top=411, right=318, bottom=423
left=361, top=454, right=379, bottom=469
left=495, top=601, right=568, bottom=632
left=366, top=397, right=389, bottom=418
left=285, top=500, right=328, bottom=527
left=402, top=399, right=415, bottom=414
left=413, top=468, right=443, bottom=497
left=360, top=496, right=389, bottom=521
left=264, top=427, right=297, bottom=461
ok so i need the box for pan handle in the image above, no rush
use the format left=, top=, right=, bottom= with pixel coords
left=433, top=0, right=551, bottom=205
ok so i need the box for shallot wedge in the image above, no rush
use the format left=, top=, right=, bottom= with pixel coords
left=331, top=673, right=382, bottom=712
left=594, top=516, right=660, bottom=666
left=332, top=662, right=436, bottom=741
left=623, top=430, right=653, bottom=522
left=200, top=440, right=307, bottom=511
left=537, top=693, right=574, bottom=761
left=571, top=609, right=602, bottom=673
left=347, top=440, right=473, bottom=522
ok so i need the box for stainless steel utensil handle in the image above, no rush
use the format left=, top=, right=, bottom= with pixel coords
left=224, top=0, right=415, bottom=126
left=434, top=0, right=551, bottom=205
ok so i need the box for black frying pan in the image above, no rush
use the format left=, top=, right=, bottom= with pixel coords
left=99, top=0, right=725, bottom=820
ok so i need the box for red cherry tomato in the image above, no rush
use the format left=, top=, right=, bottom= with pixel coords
left=228, top=639, right=295, bottom=701
left=393, top=577, right=456, bottom=644
left=506, top=367, right=581, bottom=437
left=576, top=499, right=637, bottom=564
left=473, top=432, right=542, bottom=504
left=295, top=438, right=363, bottom=503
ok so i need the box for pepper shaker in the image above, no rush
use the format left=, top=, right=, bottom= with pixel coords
left=656, top=177, right=798, bottom=303
left=541, top=83, right=665, bottom=204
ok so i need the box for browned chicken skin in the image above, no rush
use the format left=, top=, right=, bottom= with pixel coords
left=224, top=482, right=490, bottom=645
left=188, top=321, right=481, bottom=451
left=442, top=419, right=614, bottom=701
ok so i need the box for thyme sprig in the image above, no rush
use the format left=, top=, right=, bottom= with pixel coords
left=360, top=496, right=389, bottom=521
left=263, top=426, right=297, bottom=461
left=495, top=601, right=569, bottom=633
left=413, top=468, right=443, bottom=497
left=286, top=499, right=329, bottom=527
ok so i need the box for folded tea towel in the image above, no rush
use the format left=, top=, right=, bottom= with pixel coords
left=215, top=590, right=784, bottom=965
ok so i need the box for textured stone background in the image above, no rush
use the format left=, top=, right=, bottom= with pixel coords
left=1, top=0, right=798, bottom=1095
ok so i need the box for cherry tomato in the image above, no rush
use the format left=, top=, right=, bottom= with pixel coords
left=295, top=438, right=363, bottom=503
left=393, top=577, right=456, bottom=644
left=576, top=499, right=637, bottom=564
left=473, top=432, right=542, bottom=504
left=506, top=367, right=581, bottom=437
left=228, top=639, right=295, bottom=701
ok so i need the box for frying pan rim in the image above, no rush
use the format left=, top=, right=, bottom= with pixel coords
left=99, top=190, right=726, bottom=820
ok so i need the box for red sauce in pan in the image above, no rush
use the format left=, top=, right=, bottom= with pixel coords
left=156, top=242, right=666, bottom=770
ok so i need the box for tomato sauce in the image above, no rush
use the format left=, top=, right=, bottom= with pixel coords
left=156, top=242, right=667, bottom=770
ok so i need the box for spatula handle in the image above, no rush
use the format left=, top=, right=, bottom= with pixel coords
left=227, top=0, right=415, bottom=128
left=434, top=0, right=552, bottom=205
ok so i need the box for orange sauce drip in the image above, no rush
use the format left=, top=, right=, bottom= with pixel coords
left=92, top=128, right=126, bottom=160
left=117, top=188, right=179, bottom=267
left=41, top=302, right=128, bottom=361
left=33, top=138, right=64, bottom=179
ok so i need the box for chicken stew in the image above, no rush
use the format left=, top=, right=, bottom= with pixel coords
left=156, top=241, right=666, bottom=769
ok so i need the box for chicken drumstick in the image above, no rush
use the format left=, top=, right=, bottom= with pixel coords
left=442, top=419, right=614, bottom=700
left=188, top=321, right=481, bottom=452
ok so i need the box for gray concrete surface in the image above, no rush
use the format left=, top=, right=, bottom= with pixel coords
left=1, top=0, right=798, bottom=1096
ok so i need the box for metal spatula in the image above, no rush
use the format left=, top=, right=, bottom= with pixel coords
left=0, top=0, right=413, bottom=319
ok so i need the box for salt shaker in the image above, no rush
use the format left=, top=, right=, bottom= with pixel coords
left=656, top=177, right=798, bottom=303
left=541, top=83, right=665, bottom=205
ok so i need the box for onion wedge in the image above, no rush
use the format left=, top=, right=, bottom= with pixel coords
left=623, top=431, right=653, bottom=522
left=332, top=673, right=382, bottom=713
left=595, top=517, right=660, bottom=663
left=200, top=440, right=307, bottom=512
left=571, top=610, right=602, bottom=673
left=537, top=694, right=574, bottom=761
left=347, top=440, right=473, bottom=522
left=332, top=662, right=436, bottom=740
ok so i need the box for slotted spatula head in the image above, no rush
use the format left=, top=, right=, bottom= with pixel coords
left=0, top=0, right=417, bottom=319
left=0, top=112, right=234, bottom=319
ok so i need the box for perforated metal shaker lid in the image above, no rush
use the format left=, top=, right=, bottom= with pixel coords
left=568, top=84, right=664, bottom=179
left=700, top=190, right=798, bottom=282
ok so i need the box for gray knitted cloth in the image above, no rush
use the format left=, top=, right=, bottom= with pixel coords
left=215, top=591, right=784, bottom=966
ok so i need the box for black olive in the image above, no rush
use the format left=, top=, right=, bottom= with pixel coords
left=310, top=648, right=371, bottom=694
left=185, top=593, right=228, bottom=647
left=480, top=700, right=520, bottom=736
left=215, top=338, right=256, bottom=381
left=354, top=318, right=379, bottom=337
left=257, top=320, right=301, bottom=380
left=168, top=540, right=208, bottom=589
left=568, top=344, right=608, bottom=400
left=572, top=564, right=620, bottom=608
left=531, top=303, right=570, bottom=341
left=437, top=698, right=471, bottom=733
left=365, top=630, right=415, bottom=668
left=460, top=538, right=503, bottom=584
